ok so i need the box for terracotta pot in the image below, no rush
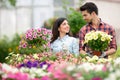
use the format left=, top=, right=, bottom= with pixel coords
left=92, top=51, right=101, bottom=56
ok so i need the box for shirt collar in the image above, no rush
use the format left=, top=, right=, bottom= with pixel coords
left=58, top=35, right=69, bottom=41
left=87, top=18, right=104, bottom=26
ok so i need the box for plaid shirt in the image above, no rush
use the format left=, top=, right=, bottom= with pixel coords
left=79, top=20, right=117, bottom=53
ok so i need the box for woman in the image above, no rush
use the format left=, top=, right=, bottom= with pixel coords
left=50, top=17, right=79, bottom=56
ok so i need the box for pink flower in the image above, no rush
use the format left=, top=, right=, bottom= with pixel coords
left=43, top=31, right=48, bottom=35
left=92, top=77, right=103, bottom=80
left=22, top=43, right=27, bottom=48
left=31, top=78, right=40, bottom=80
left=47, top=42, right=50, bottom=47
left=42, top=36, right=46, bottom=40
left=41, top=76, right=51, bottom=80
left=102, top=65, right=107, bottom=71
left=6, top=72, right=29, bottom=80
left=37, top=28, right=41, bottom=33
left=47, top=62, right=70, bottom=79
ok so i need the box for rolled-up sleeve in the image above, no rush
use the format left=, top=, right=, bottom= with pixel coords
left=110, top=28, right=117, bottom=50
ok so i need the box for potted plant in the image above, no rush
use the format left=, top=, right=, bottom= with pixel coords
left=84, top=31, right=112, bottom=56
left=67, top=8, right=86, bottom=37
left=19, top=28, right=52, bottom=54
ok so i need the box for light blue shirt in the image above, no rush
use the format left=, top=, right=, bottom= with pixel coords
left=50, top=35, right=79, bottom=56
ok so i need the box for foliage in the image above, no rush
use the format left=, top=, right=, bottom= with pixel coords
left=9, top=0, right=16, bottom=6
left=4, top=49, right=120, bottom=80
left=19, top=28, right=52, bottom=54
left=67, top=8, right=86, bottom=37
left=2, top=57, right=120, bottom=80
left=5, top=52, right=78, bottom=66
left=0, top=36, right=10, bottom=63
left=84, top=31, right=112, bottom=51
left=5, top=51, right=112, bottom=67
left=0, top=34, right=21, bottom=63
left=9, top=33, right=21, bottom=53
left=43, top=17, right=57, bottom=29
left=115, top=46, right=120, bottom=57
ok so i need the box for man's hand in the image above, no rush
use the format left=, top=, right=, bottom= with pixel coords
left=86, top=52, right=93, bottom=58
left=99, top=51, right=107, bottom=58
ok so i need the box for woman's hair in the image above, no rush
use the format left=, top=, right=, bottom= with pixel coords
left=50, top=17, right=72, bottom=43
left=80, top=2, right=98, bottom=15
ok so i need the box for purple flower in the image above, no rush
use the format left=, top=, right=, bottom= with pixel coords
left=26, top=61, right=32, bottom=68
left=18, top=61, right=50, bottom=69
left=39, top=61, right=47, bottom=68
left=18, top=63, right=26, bottom=68
left=32, top=61, right=39, bottom=67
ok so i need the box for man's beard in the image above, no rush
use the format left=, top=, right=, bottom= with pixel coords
left=89, top=19, right=93, bottom=24
left=86, top=19, right=92, bottom=24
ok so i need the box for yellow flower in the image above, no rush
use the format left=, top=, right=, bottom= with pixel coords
left=92, top=55, right=99, bottom=61
left=84, top=31, right=112, bottom=51
left=98, top=58, right=107, bottom=63
left=33, top=46, right=36, bottom=48
left=82, top=58, right=87, bottom=62
left=20, top=34, right=24, bottom=38
left=86, top=56, right=91, bottom=60
left=84, top=37, right=89, bottom=44
left=101, top=37, right=105, bottom=41
left=33, top=54, right=39, bottom=59
left=88, top=36, right=93, bottom=41
left=88, top=58, right=94, bottom=62
left=16, top=46, right=19, bottom=50
left=93, top=35, right=98, bottom=40
left=8, top=48, right=12, bottom=52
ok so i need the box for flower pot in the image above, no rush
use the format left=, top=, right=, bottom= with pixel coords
left=92, top=51, right=101, bottom=56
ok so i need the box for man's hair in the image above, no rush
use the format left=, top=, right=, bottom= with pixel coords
left=80, top=2, right=98, bottom=15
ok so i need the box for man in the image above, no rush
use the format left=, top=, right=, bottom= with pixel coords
left=79, top=2, right=117, bottom=58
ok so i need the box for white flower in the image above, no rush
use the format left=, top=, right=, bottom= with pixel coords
left=42, top=64, right=48, bottom=70
left=113, top=57, right=120, bottom=66
left=66, top=65, right=76, bottom=71
left=2, top=63, right=19, bottom=73
left=105, top=72, right=116, bottom=80
left=20, top=67, right=29, bottom=72
left=77, top=63, right=93, bottom=71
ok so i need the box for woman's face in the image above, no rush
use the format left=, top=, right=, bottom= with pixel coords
left=58, top=20, right=70, bottom=34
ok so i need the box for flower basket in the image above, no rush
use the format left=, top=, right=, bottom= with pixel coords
left=84, top=31, right=112, bottom=56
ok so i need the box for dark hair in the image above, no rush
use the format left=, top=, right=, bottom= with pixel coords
left=50, top=17, right=72, bottom=43
left=80, top=2, right=98, bottom=15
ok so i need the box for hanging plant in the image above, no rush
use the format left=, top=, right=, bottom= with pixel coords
left=9, top=0, right=16, bottom=6
left=0, top=0, right=16, bottom=8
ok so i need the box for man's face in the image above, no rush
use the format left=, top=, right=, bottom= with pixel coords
left=81, top=10, right=93, bottom=23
